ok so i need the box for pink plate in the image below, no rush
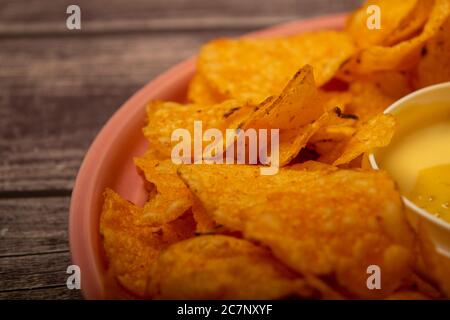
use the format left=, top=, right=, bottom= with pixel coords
left=69, top=13, right=346, bottom=299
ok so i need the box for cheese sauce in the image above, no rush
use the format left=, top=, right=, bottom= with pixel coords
left=377, top=103, right=450, bottom=223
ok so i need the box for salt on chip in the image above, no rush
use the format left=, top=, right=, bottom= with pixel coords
left=333, top=114, right=396, bottom=166
left=99, top=189, right=195, bottom=296
left=197, top=31, right=355, bottom=104
left=147, top=235, right=315, bottom=299
left=135, top=157, right=193, bottom=226
left=413, top=16, right=450, bottom=88
left=343, top=0, right=450, bottom=75
left=346, top=0, right=419, bottom=48
left=178, top=165, right=415, bottom=298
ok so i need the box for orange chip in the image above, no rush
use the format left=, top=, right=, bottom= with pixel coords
left=179, top=165, right=415, bottom=298
left=99, top=189, right=195, bottom=296
left=235, top=65, right=332, bottom=166
left=413, top=16, right=450, bottom=88
left=333, top=114, right=396, bottom=166
left=135, top=157, right=193, bottom=226
left=198, top=31, right=355, bottom=104
left=384, top=0, right=434, bottom=46
left=143, top=99, right=249, bottom=158
left=343, top=0, right=450, bottom=75
left=187, top=72, right=225, bottom=105
left=346, top=0, right=419, bottom=48
left=346, top=80, right=395, bottom=121
left=147, top=235, right=314, bottom=299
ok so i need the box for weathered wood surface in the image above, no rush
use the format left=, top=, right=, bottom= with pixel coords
left=0, top=0, right=361, bottom=299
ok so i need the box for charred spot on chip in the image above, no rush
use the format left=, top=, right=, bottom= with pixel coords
left=421, top=46, right=428, bottom=57
left=223, top=107, right=241, bottom=119
left=333, top=106, right=359, bottom=120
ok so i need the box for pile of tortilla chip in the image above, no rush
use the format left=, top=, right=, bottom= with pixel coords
left=100, top=0, right=450, bottom=300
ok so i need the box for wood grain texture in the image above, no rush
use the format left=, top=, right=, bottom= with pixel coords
left=0, top=0, right=360, bottom=35
left=0, top=0, right=361, bottom=299
left=0, top=197, right=83, bottom=299
left=0, top=30, right=243, bottom=192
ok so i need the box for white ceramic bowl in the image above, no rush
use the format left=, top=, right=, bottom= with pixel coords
left=369, top=82, right=450, bottom=259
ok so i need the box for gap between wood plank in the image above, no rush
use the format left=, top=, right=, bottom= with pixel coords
left=0, top=249, right=70, bottom=259
left=0, top=190, right=72, bottom=199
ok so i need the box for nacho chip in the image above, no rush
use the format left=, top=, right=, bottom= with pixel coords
left=178, top=165, right=415, bottom=298
left=143, top=99, right=249, bottom=158
left=187, top=72, right=225, bottom=105
left=417, top=221, right=450, bottom=297
left=198, top=31, right=355, bottom=104
left=147, top=235, right=314, bottom=299
left=333, top=114, right=396, bottom=166
left=135, top=157, right=193, bottom=226
left=413, top=16, right=450, bottom=88
left=346, top=0, right=419, bottom=48
left=365, top=71, right=413, bottom=100
left=346, top=81, right=395, bottom=121
left=242, top=65, right=321, bottom=130
left=384, top=0, right=434, bottom=46
left=343, top=0, right=450, bottom=75
left=99, top=189, right=195, bottom=296
left=233, top=65, right=332, bottom=166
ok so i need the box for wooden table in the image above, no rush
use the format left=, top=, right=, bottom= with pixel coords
left=0, top=0, right=360, bottom=299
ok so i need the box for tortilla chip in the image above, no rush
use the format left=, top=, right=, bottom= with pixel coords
left=413, top=16, right=450, bottom=88
left=243, top=65, right=322, bottom=130
left=233, top=65, right=332, bottom=166
left=346, top=0, right=419, bottom=48
left=333, top=114, right=396, bottom=166
left=178, top=165, right=415, bottom=298
left=99, top=189, right=195, bottom=296
left=346, top=81, right=395, bottom=121
left=187, top=72, right=225, bottom=105
left=365, top=71, right=413, bottom=100
left=135, top=157, right=193, bottom=226
left=417, top=221, right=450, bottom=297
left=384, top=0, right=434, bottom=46
left=192, top=198, right=217, bottom=233
left=143, top=99, right=249, bottom=158
left=343, top=0, right=450, bottom=75
left=198, top=31, right=355, bottom=104
left=147, top=235, right=315, bottom=299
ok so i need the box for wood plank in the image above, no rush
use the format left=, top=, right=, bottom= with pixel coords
left=0, top=251, right=83, bottom=299
left=0, top=285, right=82, bottom=299
left=0, top=0, right=361, bottom=35
left=0, top=31, right=242, bottom=192
left=0, top=197, right=70, bottom=255
left=0, top=196, right=83, bottom=298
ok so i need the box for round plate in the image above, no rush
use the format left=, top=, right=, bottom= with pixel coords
left=69, top=13, right=346, bottom=299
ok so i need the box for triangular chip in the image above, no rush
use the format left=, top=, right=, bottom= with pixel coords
left=178, top=165, right=415, bottom=298
left=147, top=235, right=314, bottom=299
